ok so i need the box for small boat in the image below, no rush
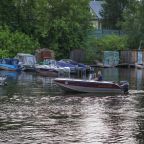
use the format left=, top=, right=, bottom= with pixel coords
left=0, top=64, right=18, bottom=71
left=135, top=63, right=144, bottom=69
left=35, top=59, right=70, bottom=77
left=0, top=58, right=21, bottom=71
left=15, top=53, right=37, bottom=71
left=135, top=64, right=144, bottom=69
left=35, top=64, right=59, bottom=77
left=57, top=60, right=76, bottom=74
left=58, top=59, right=90, bottom=74
left=0, top=75, right=7, bottom=86
left=54, top=78, right=129, bottom=94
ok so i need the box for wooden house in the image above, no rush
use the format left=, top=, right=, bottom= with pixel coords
left=89, top=0, right=103, bottom=29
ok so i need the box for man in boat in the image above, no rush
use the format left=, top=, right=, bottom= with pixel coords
left=95, top=71, right=103, bottom=81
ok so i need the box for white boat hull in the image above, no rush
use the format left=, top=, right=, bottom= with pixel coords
left=54, top=78, right=129, bottom=94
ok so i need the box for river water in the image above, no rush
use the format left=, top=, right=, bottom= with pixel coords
left=0, top=68, right=144, bottom=144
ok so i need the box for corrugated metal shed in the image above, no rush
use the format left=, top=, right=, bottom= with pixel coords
left=137, top=50, right=143, bottom=64
left=142, top=50, right=144, bottom=64
left=119, top=50, right=137, bottom=64
left=103, top=51, right=119, bottom=66
left=137, top=49, right=144, bottom=64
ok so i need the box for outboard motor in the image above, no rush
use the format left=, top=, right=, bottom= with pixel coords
left=119, top=81, right=129, bottom=94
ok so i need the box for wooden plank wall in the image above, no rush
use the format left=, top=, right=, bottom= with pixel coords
left=119, top=50, right=137, bottom=64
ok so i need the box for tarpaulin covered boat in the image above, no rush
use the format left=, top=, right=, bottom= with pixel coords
left=0, top=58, right=21, bottom=71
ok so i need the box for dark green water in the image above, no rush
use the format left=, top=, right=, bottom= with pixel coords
left=0, top=68, right=144, bottom=144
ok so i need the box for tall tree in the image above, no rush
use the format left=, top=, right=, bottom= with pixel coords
left=14, top=0, right=36, bottom=35
left=122, top=0, right=144, bottom=48
left=0, top=26, right=39, bottom=57
left=35, top=0, right=91, bottom=58
left=0, top=0, right=91, bottom=58
left=0, top=0, right=17, bottom=27
left=0, top=0, right=37, bottom=35
left=101, top=0, right=129, bottom=29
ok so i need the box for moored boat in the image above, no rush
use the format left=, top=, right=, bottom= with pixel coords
left=57, top=60, right=76, bottom=74
left=15, top=53, right=36, bottom=71
left=54, top=78, right=129, bottom=94
left=58, top=59, right=91, bottom=74
left=35, top=59, right=70, bottom=77
left=0, top=64, right=19, bottom=71
left=35, top=64, right=59, bottom=77
left=0, top=58, right=21, bottom=71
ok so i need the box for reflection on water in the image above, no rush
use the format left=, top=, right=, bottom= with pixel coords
left=0, top=68, right=144, bottom=143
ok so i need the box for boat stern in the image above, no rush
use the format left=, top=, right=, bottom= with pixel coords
left=119, top=81, right=129, bottom=94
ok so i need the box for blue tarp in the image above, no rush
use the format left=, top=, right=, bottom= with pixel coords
left=0, top=58, right=20, bottom=71
left=0, top=58, right=19, bottom=65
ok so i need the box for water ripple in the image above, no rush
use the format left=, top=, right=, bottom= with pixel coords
left=0, top=70, right=144, bottom=143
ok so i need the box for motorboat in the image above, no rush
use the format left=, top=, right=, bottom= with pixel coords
left=54, top=78, right=129, bottom=94
left=57, top=60, right=76, bottom=74
left=58, top=59, right=91, bottom=74
left=35, top=59, right=70, bottom=77
left=0, top=58, right=21, bottom=71
left=59, top=59, right=88, bottom=68
left=15, top=53, right=37, bottom=71
left=35, top=64, right=59, bottom=77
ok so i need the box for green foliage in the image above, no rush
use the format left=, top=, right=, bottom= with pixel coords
left=84, top=35, right=128, bottom=62
left=0, top=0, right=17, bottom=27
left=84, top=37, right=102, bottom=62
left=35, top=0, right=91, bottom=59
left=101, top=0, right=129, bottom=29
left=0, top=26, right=40, bottom=57
left=0, top=0, right=92, bottom=59
left=0, top=49, right=9, bottom=58
left=96, top=34, right=128, bottom=51
left=121, top=0, right=144, bottom=48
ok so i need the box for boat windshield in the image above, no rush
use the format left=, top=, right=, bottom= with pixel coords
left=25, top=56, right=36, bottom=65
left=43, top=59, right=56, bottom=66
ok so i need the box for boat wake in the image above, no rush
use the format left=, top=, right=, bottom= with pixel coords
left=129, top=90, right=144, bottom=94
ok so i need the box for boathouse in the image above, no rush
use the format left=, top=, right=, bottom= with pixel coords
left=99, top=50, right=144, bottom=67
left=103, top=51, right=119, bottom=66
left=119, top=50, right=138, bottom=67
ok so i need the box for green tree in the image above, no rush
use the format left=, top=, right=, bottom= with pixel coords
left=0, top=0, right=37, bottom=35
left=85, top=35, right=128, bottom=62
left=97, top=34, right=128, bottom=51
left=0, top=0, right=91, bottom=59
left=101, top=0, right=129, bottom=29
left=121, top=0, right=144, bottom=48
left=0, top=0, right=17, bottom=27
left=13, top=0, right=37, bottom=35
left=0, top=26, right=39, bottom=57
left=35, top=0, right=91, bottom=59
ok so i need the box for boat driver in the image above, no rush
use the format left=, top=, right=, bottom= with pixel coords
left=95, top=71, right=103, bottom=81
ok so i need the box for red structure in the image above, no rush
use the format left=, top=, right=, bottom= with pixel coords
left=35, top=48, right=55, bottom=62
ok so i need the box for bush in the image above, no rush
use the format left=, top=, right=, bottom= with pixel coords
left=84, top=34, right=128, bottom=63
left=97, top=34, right=128, bottom=51
left=0, top=26, right=40, bottom=57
